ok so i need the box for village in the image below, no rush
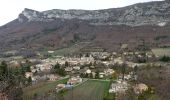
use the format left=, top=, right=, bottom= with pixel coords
left=1, top=42, right=169, bottom=100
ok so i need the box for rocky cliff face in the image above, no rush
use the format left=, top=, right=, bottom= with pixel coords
left=19, top=1, right=170, bottom=26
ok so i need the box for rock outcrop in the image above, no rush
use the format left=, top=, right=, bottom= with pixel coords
left=19, top=1, right=170, bottom=26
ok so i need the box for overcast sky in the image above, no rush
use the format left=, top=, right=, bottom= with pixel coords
left=0, top=0, right=163, bottom=26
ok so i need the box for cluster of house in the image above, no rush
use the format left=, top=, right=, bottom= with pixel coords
left=109, top=72, right=148, bottom=94
left=83, top=68, right=115, bottom=78
left=25, top=72, right=59, bottom=82
left=109, top=72, right=134, bottom=94
left=67, top=76, right=83, bottom=85
left=91, top=52, right=111, bottom=60
left=109, top=80, right=129, bottom=93
left=44, top=55, right=95, bottom=66
left=21, top=49, right=161, bottom=84
left=56, top=76, right=83, bottom=91
left=24, top=55, right=94, bottom=81
left=22, top=52, right=140, bottom=81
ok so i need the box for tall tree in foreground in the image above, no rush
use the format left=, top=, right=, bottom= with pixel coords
left=0, top=61, right=23, bottom=100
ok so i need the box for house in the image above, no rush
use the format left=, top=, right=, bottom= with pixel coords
left=67, top=76, right=83, bottom=85
left=25, top=72, right=33, bottom=78
left=133, top=83, right=148, bottom=94
left=109, top=80, right=129, bottom=93
left=36, top=64, right=43, bottom=70
left=86, top=69, right=92, bottom=74
left=126, top=62, right=139, bottom=68
left=48, top=74, right=59, bottom=81
left=65, top=67, right=73, bottom=72
left=124, top=74, right=132, bottom=80
left=112, top=52, right=117, bottom=55
left=30, top=66, right=40, bottom=73
left=33, top=75, right=49, bottom=81
left=43, top=64, right=53, bottom=71
left=31, top=68, right=38, bottom=73
left=73, top=66, right=80, bottom=70
left=99, top=72, right=105, bottom=78
left=48, top=51, right=54, bottom=54
left=114, top=57, right=123, bottom=65
left=9, top=60, right=20, bottom=68
left=56, top=84, right=65, bottom=89
left=36, top=63, right=53, bottom=71
left=102, top=61, right=110, bottom=66
left=90, top=66, right=95, bottom=69
left=104, top=69, right=115, bottom=76
left=69, top=61, right=79, bottom=66
left=121, top=44, right=128, bottom=49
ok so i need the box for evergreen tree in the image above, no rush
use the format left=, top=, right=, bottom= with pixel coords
left=65, top=61, right=69, bottom=67
left=54, top=63, right=60, bottom=69
left=0, top=61, right=8, bottom=76
left=57, top=68, right=66, bottom=76
left=95, top=70, right=99, bottom=79
left=121, top=63, right=126, bottom=80
left=28, top=76, right=32, bottom=85
left=160, top=55, right=170, bottom=62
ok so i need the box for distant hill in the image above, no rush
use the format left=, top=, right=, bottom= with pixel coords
left=0, top=0, right=170, bottom=51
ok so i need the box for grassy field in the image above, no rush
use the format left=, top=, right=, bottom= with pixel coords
left=54, top=45, right=81, bottom=56
left=23, top=77, right=69, bottom=100
left=152, top=48, right=170, bottom=57
left=63, top=80, right=113, bottom=100
left=52, top=42, right=90, bottom=56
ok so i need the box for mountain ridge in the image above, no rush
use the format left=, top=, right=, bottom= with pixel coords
left=18, top=1, right=170, bottom=26
left=0, top=0, right=170, bottom=52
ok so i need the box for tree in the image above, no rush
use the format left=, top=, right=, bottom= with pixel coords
left=54, top=63, right=66, bottom=76
left=134, top=65, right=138, bottom=72
left=54, top=63, right=60, bottom=69
left=21, top=63, right=31, bottom=73
left=159, top=55, right=170, bottom=62
left=133, top=65, right=138, bottom=81
left=59, top=68, right=66, bottom=76
left=85, top=53, right=89, bottom=57
left=8, top=87, right=23, bottom=100
left=89, top=62, right=93, bottom=66
left=73, top=34, right=80, bottom=42
left=90, top=73, right=93, bottom=78
left=165, top=0, right=170, bottom=3
left=84, top=73, right=88, bottom=78
left=121, top=63, right=126, bottom=80
left=0, top=61, right=25, bottom=100
left=125, top=88, right=135, bottom=100
left=56, top=68, right=66, bottom=76
left=111, top=72, right=118, bottom=79
left=28, top=76, right=32, bottom=85
left=65, top=61, right=69, bottom=67
left=33, top=93, right=38, bottom=100
left=95, top=70, right=99, bottom=79
left=79, top=53, right=83, bottom=58
left=134, top=65, right=138, bottom=75
left=0, top=61, right=8, bottom=75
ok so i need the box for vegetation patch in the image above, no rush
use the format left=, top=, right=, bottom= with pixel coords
left=152, top=48, right=170, bottom=57
left=154, top=35, right=168, bottom=41
left=63, top=80, right=113, bottom=100
left=23, top=78, right=69, bottom=100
